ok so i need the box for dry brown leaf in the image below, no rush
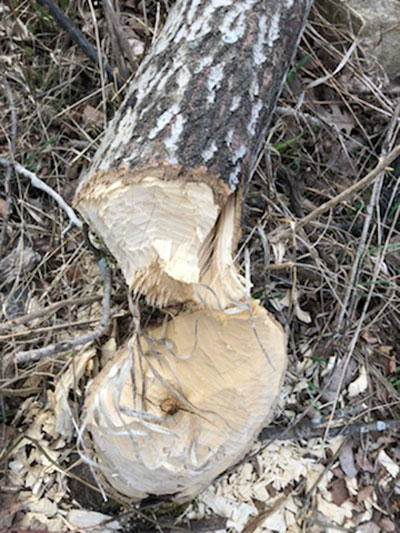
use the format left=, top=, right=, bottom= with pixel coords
left=82, top=104, right=105, bottom=130
left=66, top=265, right=83, bottom=284
left=377, top=449, right=400, bottom=478
left=361, top=330, right=379, bottom=344
left=355, top=449, right=375, bottom=474
left=379, top=517, right=396, bottom=532
left=269, top=290, right=312, bottom=323
left=320, top=103, right=355, bottom=135
left=321, top=358, right=357, bottom=402
left=348, top=365, right=368, bottom=397
left=0, top=246, right=40, bottom=285
left=330, top=478, right=350, bottom=506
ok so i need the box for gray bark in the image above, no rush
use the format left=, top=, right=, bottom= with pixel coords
left=76, top=0, right=312, bottom=199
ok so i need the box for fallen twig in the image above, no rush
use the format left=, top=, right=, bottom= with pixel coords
left=259, top=418, right=400, bottom=441
left=0, top=295, right=101, bottom=334
left=268, top=143, right=400, bottom=242
left=36, top=0, right=123, bottom=89
left=323, top=106, right=400, bottom=438
left=16, top=257, right=111, bottom=364
left=0, top=159, right=83, bottom=230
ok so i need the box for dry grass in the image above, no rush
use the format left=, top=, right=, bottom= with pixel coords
left=0, top=1, right=399, bottom=531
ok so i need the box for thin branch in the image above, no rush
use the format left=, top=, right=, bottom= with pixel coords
left=259, top=418, right=400, bottom=441
left=268, top=143, right=400, bottom=242
left=36, top=0, right=123, bottom=89
left=274, top=105, right=325, bottom=129
left=103, top=0, right=138, bottom=78
left=0, top=296, right=101, bottom=334
left=16, top=258, right=111, bottom=364
left=0, top=159, right=83, bottom=230
left=323, top=107, right=400, bottom=438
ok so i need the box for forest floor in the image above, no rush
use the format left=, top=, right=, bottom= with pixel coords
left=0, top=1, right=399, bottom=532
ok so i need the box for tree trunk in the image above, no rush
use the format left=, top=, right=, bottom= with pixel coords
left=75, top=0, right=311, bottom=503
left=74, top=0, right=312, bottom=308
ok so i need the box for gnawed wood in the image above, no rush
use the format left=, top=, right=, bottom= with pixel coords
left=84, top=302, right=287, bottom=502
left=75, top=0, right=312, bottom=307
left=75, top=0, right=311, bottom=503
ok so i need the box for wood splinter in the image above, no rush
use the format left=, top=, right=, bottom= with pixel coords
left=75, top=0, right=311, bottom=501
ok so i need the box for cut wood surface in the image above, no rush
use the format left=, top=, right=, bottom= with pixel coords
left=75, top=0, right=312, bottom=308
left=75, top=0, right=311, bottom=502
left=85, top=303, right=287, bottom=502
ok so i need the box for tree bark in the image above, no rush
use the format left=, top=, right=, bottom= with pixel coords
left=74, top=0, right=312, bottom=308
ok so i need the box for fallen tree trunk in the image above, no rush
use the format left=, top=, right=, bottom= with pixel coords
left=75, top=0, right=311, bottom=308
left=75, top=0, right=311, bottom=502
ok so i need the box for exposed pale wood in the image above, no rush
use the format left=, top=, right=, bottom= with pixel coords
left=85, top=302, right=287, bottom=502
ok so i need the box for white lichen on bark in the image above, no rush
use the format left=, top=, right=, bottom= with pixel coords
left=76, top=0, right=312, bottom=196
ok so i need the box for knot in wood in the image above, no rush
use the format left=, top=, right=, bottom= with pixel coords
left=160, top=396, right=180, bottom=416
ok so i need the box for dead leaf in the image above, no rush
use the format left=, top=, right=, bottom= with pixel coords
left=357, top=485, right=375, bottom=503
left=377, top=449, right=399, bottom=478
left=66, top=265, right=82, bottom=284
left=0, top=246, right=40, bottom=285
left=294, top=300, right=312, bottom=323
left=348, top=365, right=368, bottom=397
left=269, top=290, right=312, bottom=323
left=330, top=478, right=350, bottom=505
left=379, top=517, right=396, bottom=532
left=320, top=103, right=355, bottom=135
left=355, top=449, right=375, bottom=473
left=321, top=357, right=357, bottom=402
left=361, top=330, right=379, bottom=344
left=339, top=443, right=358, bottom=478
left=82, top=104, right=105, bottom=130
